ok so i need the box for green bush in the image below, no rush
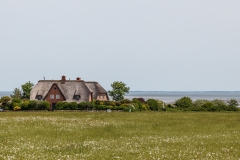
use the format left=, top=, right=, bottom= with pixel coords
left=12, top=98, right=22, bottom=103
left=29, top=100, right=38, bottom=110
left=21, top=101, right=30, bottom=110
left=227, top=106, right=239, bottom=111
left=123, top=106, right=129, bottom=112
left=118, top=105, right=124, bottom=110
left=78, top=102, right=86, bottom=110
left=13, top=102, right=22, bottom=110
left=227, top=99, right=239, bottom=107
left=120, top=99, right=131, bottom=104
left=94, top=100, right=101, bottom=105
left=5, top=102, right=12, bottom=110
left=115, top=101, right=121, bottom=106
left=110, top=101, right=116, bottom=106
left=41, top=101, right=50, bottom=110
left=121, top=104, right=136, bottom=112
left=141, top=104, right=149, bottom=111
left=175, top=97, right=192, bottom=108
left=55, top=102, right=64, bottom=110
left=86, top=102, right=95, bottom=110
left=131, top=103, right=139, bottom=111
left=97, top=105, right=108, bottom=110
left=112, top=106, right=119, bottom=110
left=146, top=99, right=160, bottom=111
left=193, top=99, right=209, bottom=107
left=132, top=99, right=142, bottom=111
left=0, top=96, right=11, bottom=107
left=68, top=102, right=78, bottom=110
left=103, top=101, right=111, bottom=105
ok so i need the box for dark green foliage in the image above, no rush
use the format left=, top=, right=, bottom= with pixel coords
left=122, top=104, right=136, bottom=112
left=21, top=101, right=30, bottom=110
left=78, top=102, right=86, bottom=110
left=0, top=96, right=11, bottom=106
left=5, top=102, right=12, bottom=110
left=112, top=106, right=120, bottom=110
left=103, top=100, right=111, bottom=105
left=94, top=100, right=100, bottom=105
left=62, top=102, right=69, bottom=110
left=85, top=102, right=95, bottom=110
left=12, top=98, right=22, bottom=103
left=175, top=97, right=192, bottom=108
left=108, top=81, right=130, bottom=101
left=55, top=102, right=64, bottom=110
left=77, top=102, right=95, bottom=110
left=21, top=81, right=34, bottom=99
left=118, top=105, right=124, bottom=110
left=40, top=101, right=50, bottom=110
left=146, top=99, right=160, bottom=111
left=28, top=100, right=50, bottom=110
left=97, top=105, right=108, bottom=110
left=68, top=102, right=78, bottom=110
left=10, top=88, right=22, bottom=99
left=29, top=100, right=38, bottom=110
left=184, top=99, right=239, bottom=112
left=227, top=99, right=239, bottom=107
left=132, top=98, right=142, bottom=111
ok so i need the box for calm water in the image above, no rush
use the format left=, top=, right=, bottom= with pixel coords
left=1, top=91, right=240, bottom=103
left=125, top=91, right=240, bottom=103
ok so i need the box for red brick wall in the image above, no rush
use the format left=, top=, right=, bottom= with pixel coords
left=45, top=84, right=65, bottom=109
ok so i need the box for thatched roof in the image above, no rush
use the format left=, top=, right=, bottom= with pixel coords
left=30, top=78, right=108, bottom=102
left=85, top=82, right=109, bottom=100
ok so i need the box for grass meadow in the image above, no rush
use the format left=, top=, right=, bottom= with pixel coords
left=0, top=111, right=240, bottom=160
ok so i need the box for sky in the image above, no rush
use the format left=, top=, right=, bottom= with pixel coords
left=0, top=0, right=240, bottom=91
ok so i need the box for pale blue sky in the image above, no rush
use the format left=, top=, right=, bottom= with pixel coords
left=0, top=0, right=240, bottom=91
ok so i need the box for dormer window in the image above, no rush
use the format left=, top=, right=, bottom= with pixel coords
left=75, top=95, right=80, bottom=100
left=37, top=95, right=42, bottom=100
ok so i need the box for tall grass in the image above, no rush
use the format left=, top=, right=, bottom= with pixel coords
left=0, top=112, right=240, bottom=159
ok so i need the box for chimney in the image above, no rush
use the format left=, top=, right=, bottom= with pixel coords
left=76, top=77, right=81, bottom=81
left=61, top=75, right=66, bottom=84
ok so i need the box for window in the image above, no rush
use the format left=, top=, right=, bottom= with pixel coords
left=56, top=95, right=60, bottom=99
left=75, top=95, right=80, bottom=100
left=102, top=95, right=105, bottom=99
left=50, top=94, right=54, bottom=99
left=37, top=95, right=42, bottom=100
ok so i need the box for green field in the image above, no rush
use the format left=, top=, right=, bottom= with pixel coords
left=0, top=112, right=240, bottom=159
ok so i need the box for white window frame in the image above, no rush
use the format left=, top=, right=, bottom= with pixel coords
left=50, top=94, right=54, bottom=99
left=56, top=95, right=60, bottom=99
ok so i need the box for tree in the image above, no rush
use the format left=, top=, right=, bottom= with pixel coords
left=108, top=81, right=130, bottom=101
left=146, top=99, right=160, bottom=111
left=0, top=96, right=11, bottom=107
left=227, top=99, right=239, bottom=107
left=10, top=88, right=22, bottom=98
left=175, top=96, right=192, bottom=108
left=21, top=81, right=34, bottom=99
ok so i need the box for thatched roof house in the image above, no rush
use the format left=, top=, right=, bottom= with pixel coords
left=30, top=76, right=109, bottom=109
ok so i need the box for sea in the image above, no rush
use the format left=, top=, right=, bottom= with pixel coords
left=125, top=91, right=240, bottom=103
left=1, top=91, right=240, bottom=103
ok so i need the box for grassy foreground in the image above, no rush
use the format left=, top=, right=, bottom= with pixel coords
left=0, top=112, right=240, bottom=160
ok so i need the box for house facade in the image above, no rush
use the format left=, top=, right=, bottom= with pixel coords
left=30, top=76, right=109, bottom=109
